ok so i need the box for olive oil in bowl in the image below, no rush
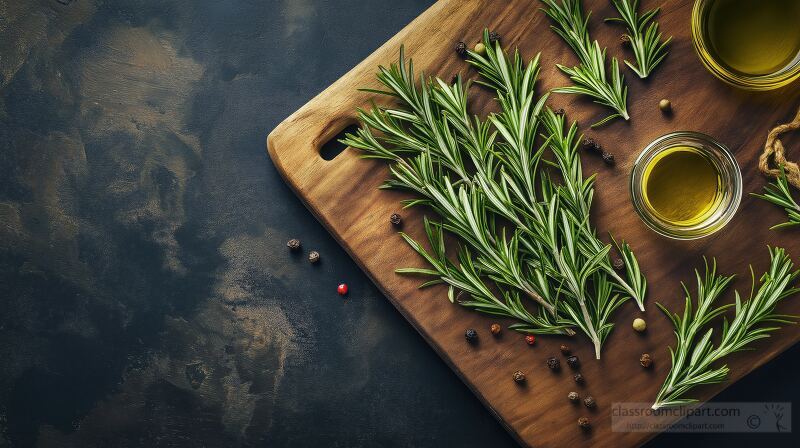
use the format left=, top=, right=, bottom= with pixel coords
left=692, top=0, right=800, bottom=89
left=631, top=133, right=742, bottom=240
left=642, top=147, right=722, bottom=226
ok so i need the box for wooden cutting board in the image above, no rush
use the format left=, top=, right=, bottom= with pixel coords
left=267, top=0, right=800, bottom=446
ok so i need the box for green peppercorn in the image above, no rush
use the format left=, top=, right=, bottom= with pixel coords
left=659, top=99, right=672, bottom=113
left=474, top=42, right=486, bottom=55
left=633, top=318, right=647, bottom=332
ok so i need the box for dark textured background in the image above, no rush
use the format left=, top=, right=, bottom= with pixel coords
left=0, top=0, right=797, bottom=446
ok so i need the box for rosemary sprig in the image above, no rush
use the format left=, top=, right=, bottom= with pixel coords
left=652, top=248, right=800, bottom=409
left=397, top=218, right=572, bottom=335
left=343, top=31, right=647, bottom=357
left=539, top=0, right=629, bottom=127
left=751, top=166, right=800, bottom=229
left=606, top=0, right=671, bottom=79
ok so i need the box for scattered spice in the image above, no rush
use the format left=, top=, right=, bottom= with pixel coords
left=619, top=34, right=630, bottom=45
left=308, top=251, right=320, bottom=264
left=546, top=357, right=561, bottom=370
left=554, top=108, right=566, bottom=117
left=513, top=370, right=526, bottom=383
left=568, top=391, right=580, bottom=402
left=659, top=99, right=672, bottom=113
left=566, top=355, right=580, bottom=369
left=640, top=353, right=653, bottom=368
left=612, top=257, right=625, bottom=271
left=390, top=213, right=402, bottom=227
left=524, top=334, right=536, bottom=346
left=560, top=344, right=571, bottom=355
left=602, top=151, right=615, bottom=166
left=490, top=323, right=502, bottom=336
left=578, top=417, right=591, bottom=429
left=583, top=396, right=596, bottom=408
left=474, top=42, right=486, bottom=55
left=488, top=31, right=501, bottom=43
left=573, top=373, right=585, bottom=384
left=287, top=238, right=301, bottom=252
left=455, top=41, right=467, bottom=57
left=465, top=328, right=478, bottom=343
left=583, top=137, right=600, bottom=152
left=633, top=318, right=647, bottom=332
left=337, top=283, right=349, bottom=296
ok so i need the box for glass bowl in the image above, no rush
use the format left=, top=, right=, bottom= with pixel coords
left=630, top=132, right=742, bottom=240
left=691, top=0, right=800, bottom=90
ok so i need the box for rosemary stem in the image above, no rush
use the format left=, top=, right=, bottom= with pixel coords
left=527, top=290, right=557, bottom=315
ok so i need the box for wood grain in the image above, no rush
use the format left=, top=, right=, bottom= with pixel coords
left=267, top=0, right=800, bottom=446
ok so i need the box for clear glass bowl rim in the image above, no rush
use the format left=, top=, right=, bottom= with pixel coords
left=629, top=131, right=743, bottom=240
left=691, top=0, right=800, bottom=91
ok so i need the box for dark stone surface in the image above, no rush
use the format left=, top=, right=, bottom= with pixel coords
left=0, top=0, right=797, bottom=447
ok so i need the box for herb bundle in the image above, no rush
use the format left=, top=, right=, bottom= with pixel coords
left=343, top=31, right=647, bottom=358
left=752, top=166, right=800, bottom=229
left=652, top=248, right=799, bottom=409
left=606, top=0, right=671, bottom=79
left=539, top=0, right=629, bottom=127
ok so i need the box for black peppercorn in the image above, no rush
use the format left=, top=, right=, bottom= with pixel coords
left=390, top=213, right=402, bottom=227
left=620, top=34, right=630, bottom=44
left=560, top=344, right=571, bottom=355
left=583, top=137, right=597, bottom=149
left=583, top=396, right=596, bottom=408
left=488, top=31, right=501, bottom=43
left=602, top=152, right=615, bottom=166
left=566, top=355, right=580, bottom=369
left=287, top=238, right=301, bottom=251
left=573, top=373, right=585, bottom=384
left=613, top=257, right=625, bottom=271
left=640, top=353, right=653, bottom=368
left=554, top=108, right=566, bottom=117
left=546, top=357, right=560, bottom=370
left=578, top=417, right=591, bottom=429
left=568, top=391, right=580, bottom=402
left=513, top=370, right=526, bottom=383
left=308, top=251, right=320, bottom=264
left=465, top=328, right=478, bottom=342
left=455, top=41, right=467, bottom=57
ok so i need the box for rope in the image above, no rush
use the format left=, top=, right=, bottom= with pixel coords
left=759, top=104, right=800, bottom=188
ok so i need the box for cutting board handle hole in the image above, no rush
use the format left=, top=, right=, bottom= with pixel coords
left=320, top=124, right=359, bottom=160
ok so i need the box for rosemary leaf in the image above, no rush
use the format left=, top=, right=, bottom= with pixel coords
left=540, top=0, right=629, bottom=124
left=652, top=248, right=800, bottom=409
left=606, top=0, right=672, bottom=78
left=751, top=166, right=800, bottom=229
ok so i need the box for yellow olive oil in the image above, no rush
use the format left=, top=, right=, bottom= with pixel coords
left=642, top=146, right=722, bottom=226
left=704, top=0, right=800, bottom=76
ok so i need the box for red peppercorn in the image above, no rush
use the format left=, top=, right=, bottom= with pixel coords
left=337, top=283, right=348, bottom=296
left=525, top=335, right=536, bottom=346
